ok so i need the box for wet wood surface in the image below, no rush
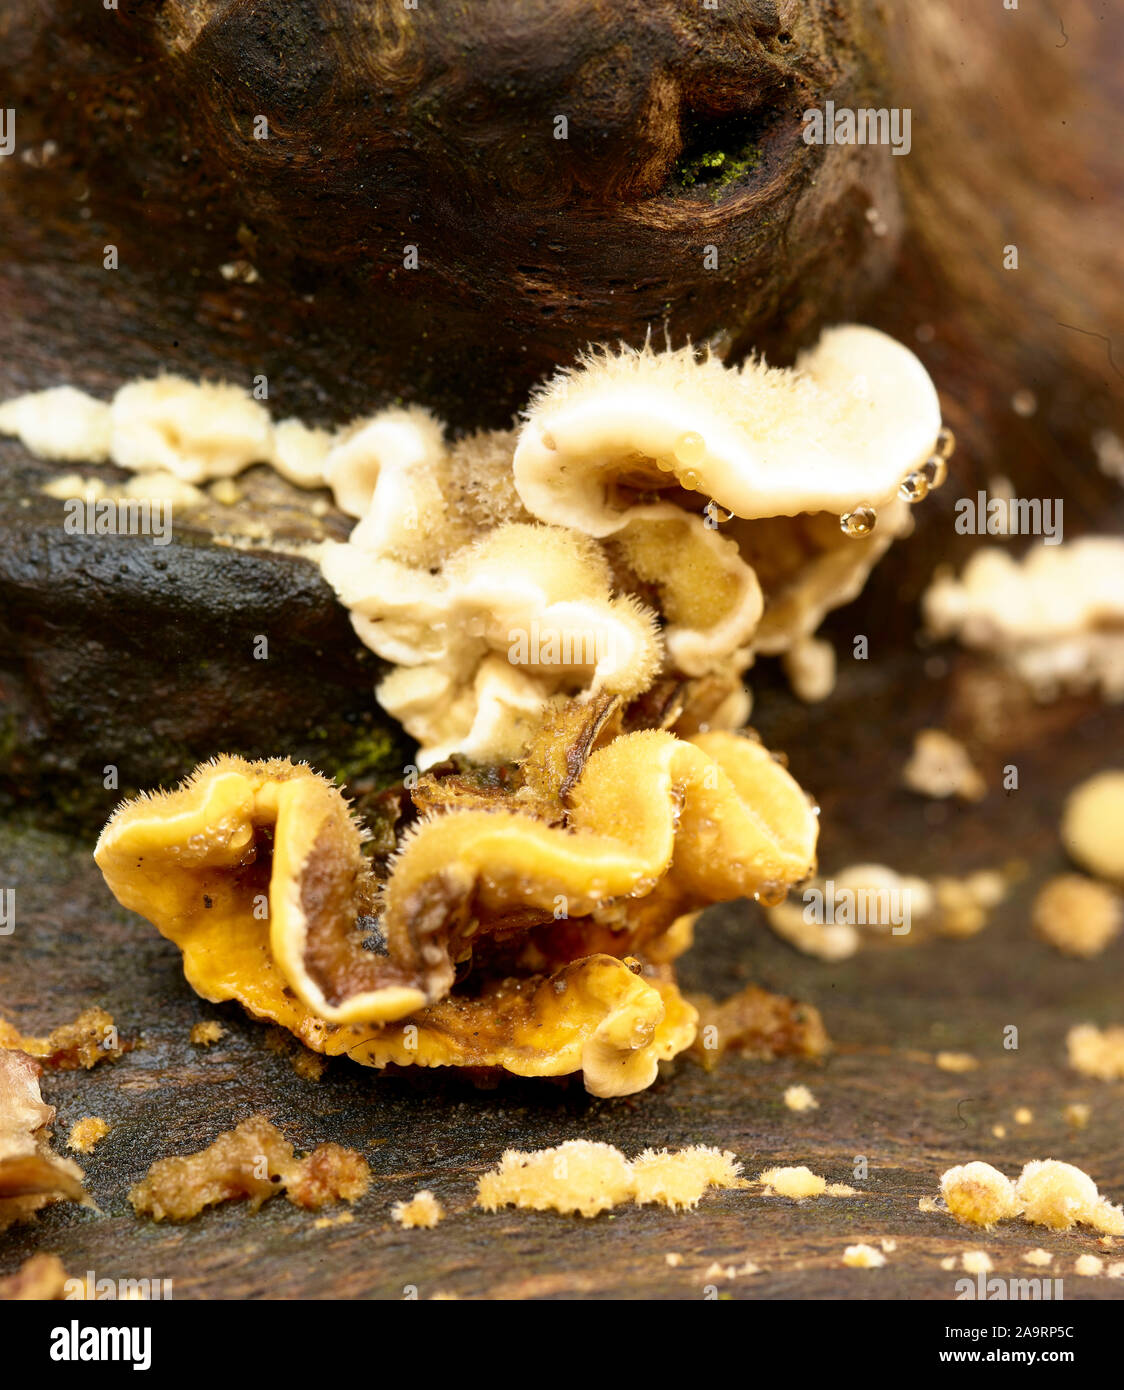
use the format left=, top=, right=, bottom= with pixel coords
left=1, top=638, right=1122, bottom=1301
left=0, top=0, right=1122, bottom=1301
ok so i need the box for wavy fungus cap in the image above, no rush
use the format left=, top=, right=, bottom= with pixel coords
left=94, top=726, right=816, bottom=1096
left=110, top=376, right=275, bottom=482
left=323, top=406, right=447, bottom=525
left=94, top=755, right=426, bottom=1027
left=513, top=325, right=942, bottom=535
left=323, top=521, right=664, bottom=767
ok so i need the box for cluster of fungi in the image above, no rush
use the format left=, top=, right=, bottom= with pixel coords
left=25, top=322, right=957, bottom=1096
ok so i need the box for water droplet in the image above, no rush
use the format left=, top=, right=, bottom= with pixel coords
left=899, top=470, right=930, bottom=503
left=839, top=505, right=877, bottom=537
left=754, top=881, right=789, bottom=908
left=920, top=454, right=947, bottom=489
left=935, top=426, right=956, bottom=459
left=674, top=431, right=706, bottom=466
left=682, top=469, right=700, bottom=491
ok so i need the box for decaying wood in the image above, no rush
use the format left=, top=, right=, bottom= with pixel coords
left=0, top=0, right=898, bottom=426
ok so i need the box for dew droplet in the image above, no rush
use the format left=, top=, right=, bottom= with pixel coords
left=674, top=431, right=706, bottom=466
left=839, top=505, right=877, bottom=537
left=682, top=469, right=700, bottom=491
left=935, top=425, right=956, bottom=459
left=898, top=470, right=930, bottom=503
left=920, top=454, right=948, bottom=490
left=754, top=881, right=789, bottom=908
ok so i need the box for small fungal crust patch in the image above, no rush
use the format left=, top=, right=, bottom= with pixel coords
left=936, top=1052, right=979, bottom=1074
left=784, top=1084, right=819, bottom=1112
left=128, top=1114, right=369, bottom=1222
left=960, top=1250, right=993, bottom=1274
left=765, top=862, right=1005, bottom=956
left=67, top=1117, right=110, bottom=1154
left=757, top=1165, right=854, bottom=1199
left=475, top=1141, right=740, bottom=1217
left=940, top=1162, right=1020, bottom=1229
left=1016, top=1160, right=1124, bottom=1235
left=1062, top=771, right=1124, bottom=882
left=0, top=376, right=278, bottom=481
left=1033, top=875, right=1121, bottom=958
left=932, top=1158, right=1124, bottom=1236
left=189, top=1021, right=225, bottom=1047
left=902, top=729, right=986, bottom=802
left=0, top=1008, right=127, bottom=1070
left=923, top=540, right=1124, bottom=702
left=689, top=983, right=831, bottom=1070
left=842, top=1244, right=886, bottom=1268
left=0, top=386, right=112, bottom=462
left=765, top=862, right=932, bottom=958
left=392, top=1190, right=444, bottom=1229
left=631, top=1147, right=742, bottom=1211
left=1067, top=1023, right=1124, bottom=1081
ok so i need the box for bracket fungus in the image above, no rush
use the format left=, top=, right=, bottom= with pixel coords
left=0, top=1050, right=89, bottom=1233
left=96, top=699, right=817, bottom=1096
left=321, top=324, right=948, bottom=757
left=513, top=325, right=942, bottom=530
left=3, top=322, right=950, bottom=768
left=21, top=322, right=949, bottom=1094
left=923, top=539, right=1124, bottom=702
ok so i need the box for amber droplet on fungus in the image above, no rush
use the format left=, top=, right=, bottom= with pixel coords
left=839, top=505, right=877, bottom=537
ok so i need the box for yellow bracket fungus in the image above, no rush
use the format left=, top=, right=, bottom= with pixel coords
left=95, top=718, right=816, bottom=1096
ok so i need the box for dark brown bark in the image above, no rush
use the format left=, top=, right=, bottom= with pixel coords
left=0, top=0, right=898, bottom=427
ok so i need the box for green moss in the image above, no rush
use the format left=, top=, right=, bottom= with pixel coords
left=325, top=722, right=409, bottom=788
left=674, top=141, right=761, bottom=200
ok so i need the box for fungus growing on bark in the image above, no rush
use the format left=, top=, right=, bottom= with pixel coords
left=1033, top=875, right=1121, bottom=958
left=939, top=1162, right=1020, bottom=1229
left=1067, top=1023, right=1124, bottom=1081
left=924, top=540, right=1124, bottom=702
left=928, top=1158, right=1124, bottom=1236
left=0, top=1050, right=89, bottom=1233
left=513, top=326, right=942, bottom=530
left=1015, top=1160, right=1124, bottom=1236
left=127, top=1114, right=370, bottom=1222
left=1062, top=771, right=1124, bottom=882
left=95, top=704, right=816, bottom=1096
left=3, top=321, right=948, bottom=762
left=475, top=1140, right=740, bottom=1216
